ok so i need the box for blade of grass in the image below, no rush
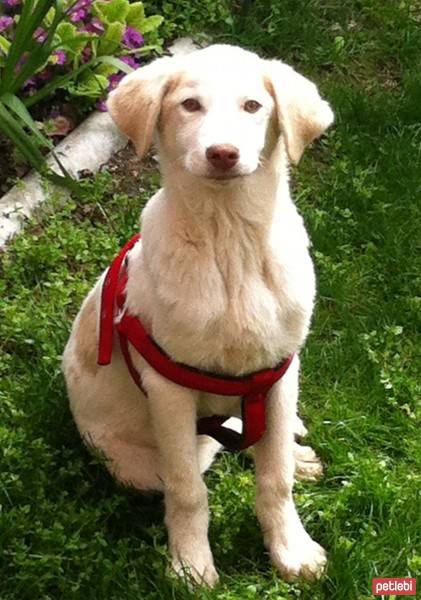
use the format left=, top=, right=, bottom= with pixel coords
left=1, top=0, right=44, bottom=86
left=10, top=43, right=53, bottom=96
left=97, top=56, right=135, bottom=74
left=42, top=169, right=83, bottom=194
left=1, top=0, right=68, bottom=94
left=122, top=44, right=162, bottom=56
left=2, top=92, right=53, bottom=149
left=0, top=101, right=44, bottom=168
left=9, top=2, right=67, bottom=95
left=18, top=0, right=61, bottom=54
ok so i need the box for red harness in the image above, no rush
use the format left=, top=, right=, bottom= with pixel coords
left=97, top=234, right=294, bottom=451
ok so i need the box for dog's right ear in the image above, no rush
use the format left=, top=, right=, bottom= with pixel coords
left=107, top=56, right=176, bottom=159
left=264, top=60, right=334, bottom=164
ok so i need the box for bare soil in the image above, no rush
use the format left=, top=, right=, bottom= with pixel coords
left=102, top=142, right=159, bottom=194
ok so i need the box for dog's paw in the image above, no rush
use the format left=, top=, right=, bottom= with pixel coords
left=294, top=442, right=323, bottom=481
left=171, top=553, right=219, bottom=588
left=293, top=415, right=308, bottom=438
left=270, top=537, right=327, bottom=582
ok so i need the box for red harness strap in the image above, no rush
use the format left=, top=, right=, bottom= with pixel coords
left=97, top=234, right=294, bottom=451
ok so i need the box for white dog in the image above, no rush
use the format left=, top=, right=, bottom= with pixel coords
left=63, top=44, right=333, bottom=586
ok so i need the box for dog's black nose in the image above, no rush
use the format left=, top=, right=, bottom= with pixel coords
left=206, top=144, right=239, bottom=171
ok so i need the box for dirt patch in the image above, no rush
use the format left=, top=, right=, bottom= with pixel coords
left=102, top=142, right=160, bottom=195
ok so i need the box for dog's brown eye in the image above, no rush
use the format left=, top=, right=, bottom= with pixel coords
left=244, top=100, right=262, bottom=113
left=182, top=98, right=202, bottom=112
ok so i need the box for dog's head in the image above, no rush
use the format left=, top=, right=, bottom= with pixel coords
left=107, top=45, right=333, bottom=182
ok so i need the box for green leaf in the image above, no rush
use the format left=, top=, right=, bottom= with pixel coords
left=93, top=0, right=130, bottom=25
left=44, top=6, right=56, bottom=26
left=55, top=21, right=76, bottom=39
left=98, top=55, right=135, bottom=74
left=94, top=63, right=118, bottom=78
left=98, top=22, right=124, bottom=55
left=55, top=22, right=90, bottom=55
left=68, top=72, right=108, bottom=98
left=137, top=15, right=163, bottom=34
left=0, top=34, right=11, bottom=55
left=126, top=2, right=145, bottom=30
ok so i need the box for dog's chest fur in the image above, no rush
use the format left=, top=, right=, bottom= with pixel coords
left=126, top=186, right=315, bottom=377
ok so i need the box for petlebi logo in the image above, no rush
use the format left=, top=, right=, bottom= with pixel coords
left=372, top=578, right=416, bottom=596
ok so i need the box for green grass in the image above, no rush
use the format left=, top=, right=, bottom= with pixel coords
left=1, top=1, right=421, bottom=598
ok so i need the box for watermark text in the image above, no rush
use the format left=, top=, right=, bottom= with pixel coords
left=372, top=578, right=416, bottom=596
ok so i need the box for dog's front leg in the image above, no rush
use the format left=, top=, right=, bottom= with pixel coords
left=254, top=356, right=326, bottom=581
left=142, top=367, right=218, bottom=587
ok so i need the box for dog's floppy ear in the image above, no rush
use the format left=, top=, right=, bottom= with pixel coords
left=107, top=56, right=176, bottom=159
left=265, top=60, right=334, bottom=164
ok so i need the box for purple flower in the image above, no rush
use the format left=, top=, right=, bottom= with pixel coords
left=52, top=50, right=67, bottom=65
left=22, top=77, right=37, bottom=94
left=84, top=17, right=104, bottom=34
left=3, top=0, right=21, bottom=7
left=96, top=100, right=107, bottom=112
left=107, top=73, right=123, bottom=91
left=122, top=26, right=143, bottom=50
left=34, top=27, right=48, bottom=43
left=69, top=0, right=92, bottom=22
left=70, top=8, right=88, bottom=22
left=0, top=15, right=13, bottom=32
left=120, top=55, right=139, bottom=69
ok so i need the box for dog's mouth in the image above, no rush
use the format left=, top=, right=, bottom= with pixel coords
left=204, top=172, right=243, bottom=183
